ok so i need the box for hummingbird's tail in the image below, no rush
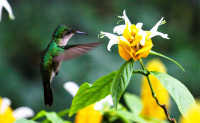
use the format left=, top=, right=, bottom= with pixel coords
left=43, top=82, right=53, bottom=106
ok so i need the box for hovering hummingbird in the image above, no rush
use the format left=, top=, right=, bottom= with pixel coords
left=40, top=25, right=100, bottom=106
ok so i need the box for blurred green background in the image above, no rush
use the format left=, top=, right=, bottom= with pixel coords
left=0, top=0, right=199, bottom=121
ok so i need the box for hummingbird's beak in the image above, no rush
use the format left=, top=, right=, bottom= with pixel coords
left=75, top=30, right=88, bottom=35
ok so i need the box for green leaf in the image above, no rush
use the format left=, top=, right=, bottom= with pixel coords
left=111, top=59, right=134, bottom=109
left=150, top=71, right=197, bottom=117
left=14, top=119, right=38, bottom=123
left=45, top=112, right=63, bottom=123
left=149, top=50, right=185, bottom=71
left=69, top=71, right=116, bottom=116
left=105, top=110, right=130, bottom=123
left=124, top=92, right=143, bottom=115
left=57, top=109, right=70, bottom=117
left=31, top=110, right=46, bottom=120
left=116, top=111, right=148, bottom=123
left=32, top=110, right=67, bottom=123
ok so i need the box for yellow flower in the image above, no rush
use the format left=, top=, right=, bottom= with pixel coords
left=0, top=98, right=15, bottom=123
left=179, top=101, right=200, bottom=123
left=0, top=97, right=34, bottom=123
left=75, top=104, right=103, bottom=123
left=140, top=59, right=170, bottom=120
left=100, top=10, right=169, bottom=61
left=64, top=82, right=113, bottom=123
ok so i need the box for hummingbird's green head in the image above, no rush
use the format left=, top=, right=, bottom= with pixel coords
left=52, top=25, right=87, bottom=38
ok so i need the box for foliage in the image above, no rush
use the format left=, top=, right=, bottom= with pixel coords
left=69, top=71, right=116, bottom=116
left=69, top=47, right=196, bottom=122
left=111, top=59, right=134, bottom=109
left=15, top=92, right=169, bottom=123
left=14, top=110, right=71, bottom=123
left=14, top=119, right=38, bottom=123
left=150, top=71, right=197, bottom=117
left=124, top=92, right=143, bottom=115
left=149, top=50, right=184, bottom=71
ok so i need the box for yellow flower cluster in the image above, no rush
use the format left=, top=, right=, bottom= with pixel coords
left=101, top=10, right=169, bottom=61
left=140, top=59, right=170, bottom=120
left=118, top=25, right=153, bottom=60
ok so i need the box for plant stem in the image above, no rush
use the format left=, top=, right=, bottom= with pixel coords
left=132, top=70, right=144, bottom=75
left=138, top=59, right=176, bottom=123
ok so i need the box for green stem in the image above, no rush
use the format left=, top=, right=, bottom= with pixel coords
left=138, top=59, right=176, bottom=123
left=139, top=59, right=145, bottom=70
left=132, top=70, right=144, bottom=75
left=146, top=75, right=156, bottom=97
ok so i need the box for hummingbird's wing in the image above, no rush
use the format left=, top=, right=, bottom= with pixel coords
left=53, top=42, right=101, bottom=62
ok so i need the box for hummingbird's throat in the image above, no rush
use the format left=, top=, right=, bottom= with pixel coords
left=58, top=33, right=74, bottom=46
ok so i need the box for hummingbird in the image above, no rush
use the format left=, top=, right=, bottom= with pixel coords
left=40, top=25, right=100, bottom=106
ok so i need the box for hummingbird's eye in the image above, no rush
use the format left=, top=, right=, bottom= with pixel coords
left=65, top=30, right=71, bottom=35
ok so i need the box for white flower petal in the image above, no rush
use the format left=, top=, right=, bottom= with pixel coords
left=148, top=31, right=170, bottom=39
left=113, top=25, right=126, bottom=35
left=0, top=98, right=11, bottom=114
left=107, top=40, right=119, bottom=51
left=119, top=36, right=129, bottom=43
left=100, top=31, right=118, bottom=40
left=149, top=17, right=170, bottom=39
left=137, top=29, right=146, bottom=46
left=136, top=22, right=143, bottom=29
left=0, top=0, right=15, bottom=21
left=0, top=6, right=3, bottom=21
left=13, top=107, right=34, bottom=119
left=94, top=95, right=113, bottom=110
left=123, top=10, right=131, bottom=26
left=100, top=31, right=119, bottom=51
left=150, top=17, right=164, bottom=32
left=64, top=81, right=79, bottom=97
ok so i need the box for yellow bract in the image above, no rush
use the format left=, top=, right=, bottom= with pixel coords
left=0, top=98, right=15, bottom=123
left=180, top=101, right=200, bottom=123
left=118, top=24, right=153, bottom=61
left=140, top=59, right=170, bottom=120
left=75, top=104, right=103, bottom=123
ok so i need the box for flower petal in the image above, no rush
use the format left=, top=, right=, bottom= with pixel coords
left=0, top=0, right=15, bottom=21
left=118, top=40, right=133, bottom=60
left=100, top=31, right=118, bottom=40
left=131, top=34, right=142, bottom=46
left=64, top=81, right=79, bottom=97
left=94, top=95, right=113, bottom=110
left=135, top=39, right=153, bottom=55
left=123, top=10, right=131, bottom=26
left=136, top=22, right=143, bottom=29
left=148, top=31, right=170, bottom=39
left=1, top=97, right=11, bottom=114
left=13, top=107, right=34, bottom=119
left=150, top=17, right=164, bottom=32
left=107, top=40, right=118, bottom=51
left=100, top=31, right=119, bottom=51
left=119, top=36, right=129, bottom=43
left=0, top=6, right=3, bottom=21
left=113, top=25, right=126, bottom=35
left=137, top=29, right=146, bottom=46
left=149, top=17, right=170, bottom=39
